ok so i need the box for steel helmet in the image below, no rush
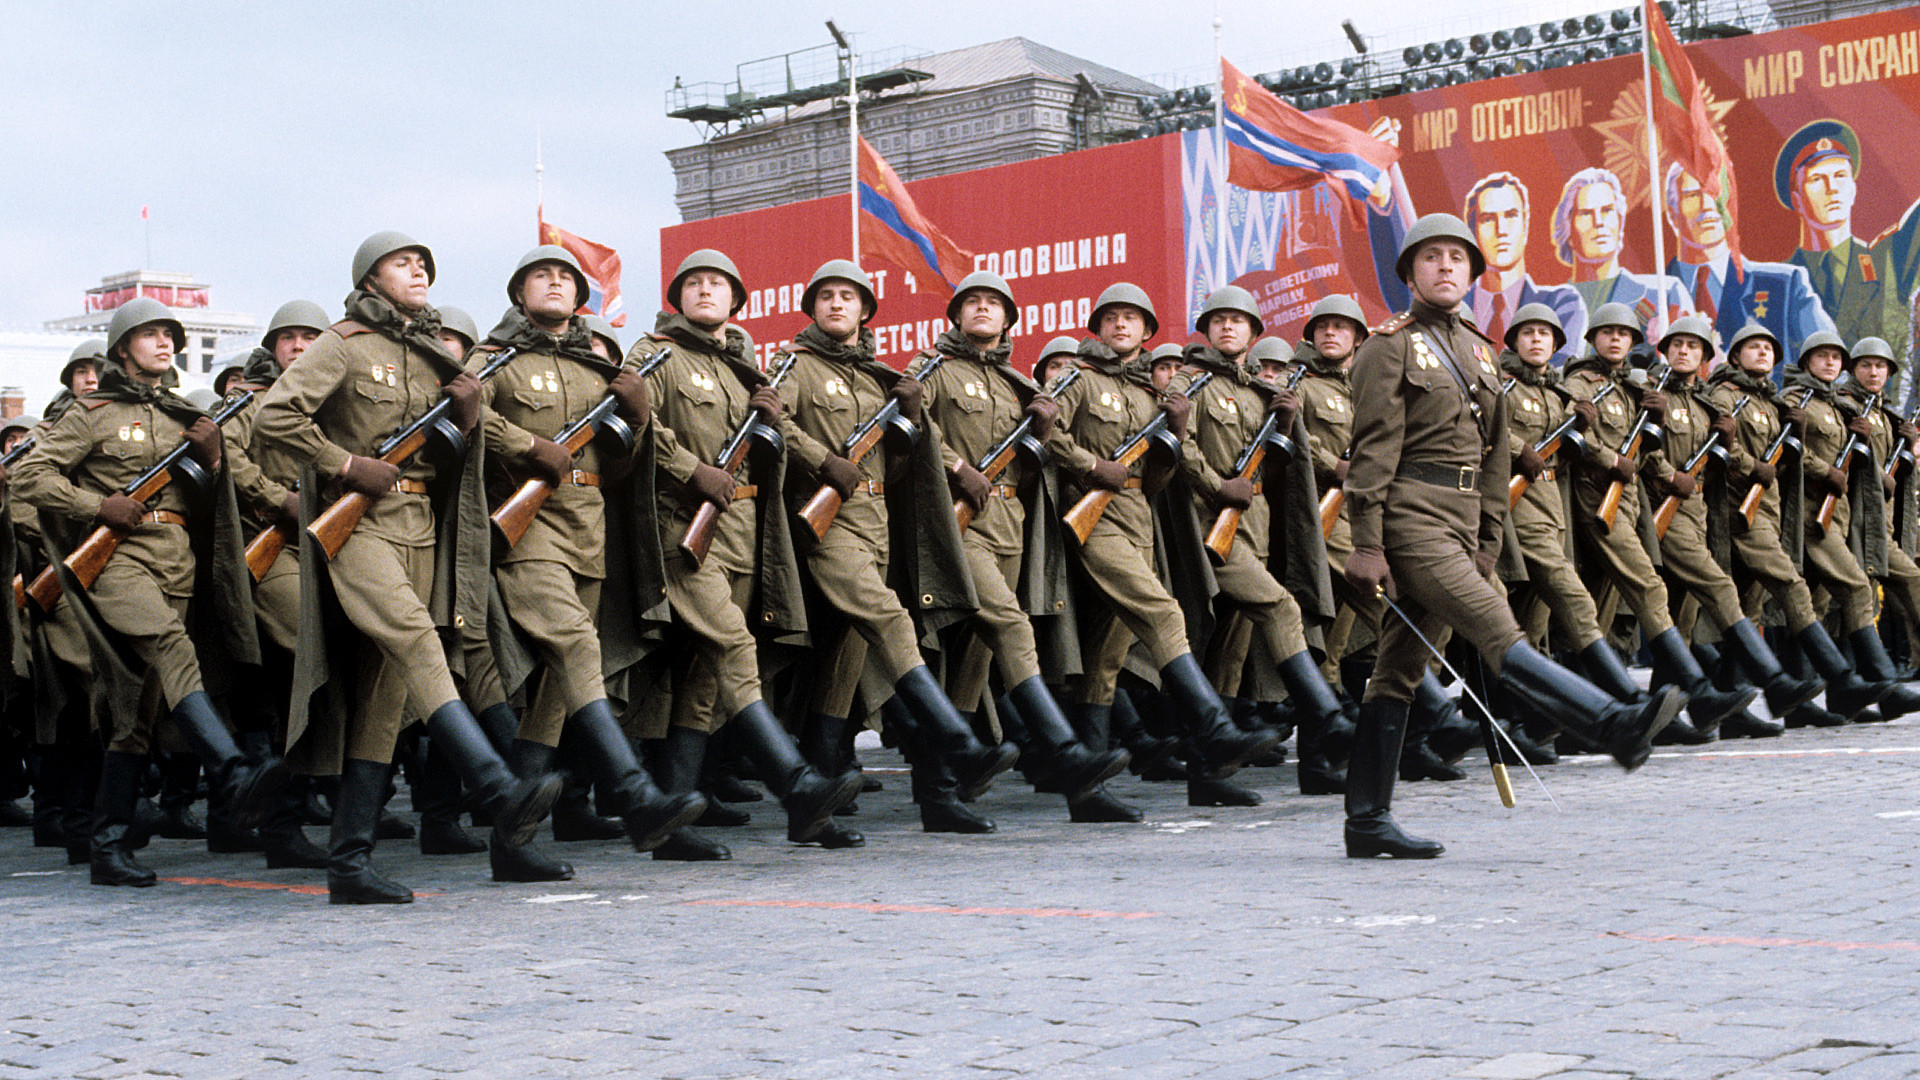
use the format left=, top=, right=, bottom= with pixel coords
left=1657, top=315, right=1716, bottom=360
left=668, top=249, right=746, bottom=316
left=1149, top=343, right=1186, bottom=362
left=1795, top=329, right=1849, bottom=370
left=1249, top=336, right=1291, bottom=366
left=263, top=300, right=331, bottom=349
left=1395, top=213, right=1485, bottom=282
left=1726, top=322, right=1781, bottom=362
left=1038, top=335, right=1080, bottom=363
left=1849, top=335, right=1898, bottom=372
left=437, top=306, right=480, bottom=353
left=1088, top=282, right=1158, bottom=338
left=1194, top=285, right=1264, bottom=336
left=105, top=298, right=186, bottom=358
left=945, top=270, right=1016, bottom=329
left=804, top=259, right=879, bottom=324
left=1585, top=301, right=1645, bottom=345
left=508, top=245, right=590, bottom=310
left=1302, top=295, right=1368, bottom=343
left=1, top=414, right=41, bottom=439
left=579, top=313, right=623, bottom=358
left=352, top=230, right=435, bottom=287
left=1504, top=302, right=1566, bottom=353
left=59, top=338, right=107, bottom=386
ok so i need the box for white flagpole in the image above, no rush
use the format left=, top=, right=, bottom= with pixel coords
left=536, top=127, right=545, bottom=226
left=1642, top=2, right=1670, bottom=339
left=1215, top=15, right=1228, bottom=291
left=848, top=43, right=860, bottom=262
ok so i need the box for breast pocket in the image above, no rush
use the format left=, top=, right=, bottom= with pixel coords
left=675, top=380, right=721, bottom=411
left=511, top=389, right=557, bottom=413
left=808, top=387, right=854, bottom=415
left=352, top=376, right=399, bottom=406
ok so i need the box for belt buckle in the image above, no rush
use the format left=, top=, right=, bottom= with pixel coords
left=1456, top=466, right=1476, bottom=491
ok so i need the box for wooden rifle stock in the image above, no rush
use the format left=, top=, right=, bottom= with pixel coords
left=1653, top=396, right=1750, bottom=538
left=245, top=521, right=295, bottom=582
left=1062, top=372, right=1214, bottom=544
left=1595, top=368, right=1672, bottom=533
left=954, top=367, right=1080, bottom=534
left=1508, top=382, right=1616, bottom=509
left=797, top=355, right=947, bottom=541
left=1204, top=367, right=1305, bottom=565
left=27, top=392, right=254, bottom=612
left=678, top=352, right=797, bottom=565
left=1739, top=387, right=1818, bottom=526
left=1813, top=391, right=1879, bottom=538
left=1886, top=402, right=1919, bottom=481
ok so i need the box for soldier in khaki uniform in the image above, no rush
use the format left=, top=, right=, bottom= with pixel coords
left=907, top=269, right=1130, bottom=822
left=14, top=299, right=287, bottom=887
left=1033, top=336, right=1081, bottom=388
left=635, top=250, right=861, bottom=856
left=1842, top=337, right=1920, bottom=702
left=778, top=263, right=1020, bottom=836
left=1342, top=215, right=1683, bottom=859
left=253, top=231, right=561, bottom=904
left=1562, top=303, right=1752, bottom=739
left=1046, top=283, right=1278, bottom=783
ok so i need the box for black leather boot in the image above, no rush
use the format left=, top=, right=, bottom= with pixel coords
left=90, top=751, right=157, bottom=887
left=171, top=691, right=287, bottom=831
left=464, top=703, right=518, bottom=828
left=1412, top=673, right=1478, bottom=764
left=1278, top=651, right=1353, bottom=763
left=1111, top=690, right=1181, bottom=780
left=31, top=745, right=70, bottom=848
left=1578, top=640, right=1645, bottom=702
left=1848, top=627, right=1920, bottom=720
left=728, top=700, right=861, bottom=844
left=62, top=744, right=99, bottom=866
left=1498, top=641, right=1684, bottom=770
left=1797, top=624, right=1892, bottom=721
left=426, top=700, right=562, bottom=848
left=413, top=736, right=486, bottom=855
left=1344, top=700, right=1442, bottom=859
left=563, top=700, right=705, bottom=853
left=260, top=777, right=328, bottom=869
left=489, top=742, right=574, bottom=882
left=327, top=758, right=412, bottom=904
left=549, top=726, right=626, bottom=841
left=893, top=666, right=1018, bottom=801
left=1159, top=653, right=1279, bottom=778
left=886, top=696, right=994, bottom=834
left=1724, top=620, right=1820, bottom=720
left=694, top=732, right=753, bottom=827
left=1062, top=704, right=1143, bottom=822
left=703, top=728, right=765, bottom=804
left=1007, top=676, right=1128, bottom=799
left=1775, top=632, right=1850, bottom=728
left=1188, top=757, right=1262, bottom=805
left=1647, top=628, right=1753, bottom=741
left=153, top=752, right=207, bottom=839
left=1294, top=700, right=1347, bottom=795
left=1499, top=719, right=1559, bottom=764
left=649, top=727, right=731, bottom=860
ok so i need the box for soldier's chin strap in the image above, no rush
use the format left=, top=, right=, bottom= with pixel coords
left=1376, top=589, right=1560, bottom=810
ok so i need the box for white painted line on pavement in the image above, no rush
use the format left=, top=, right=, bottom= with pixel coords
left=1874, top=810, right=1920, bottom=819
left=524, top=893, right=599, bottom=904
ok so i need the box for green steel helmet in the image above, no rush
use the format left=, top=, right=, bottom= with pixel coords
left=1395, top=213, right=1485, bottom=282
left=1038, top=335, right=1081, bottom=364
left=59, top=338, right=107, bottom=386
left=352, top=230, right=435, bottom=288
left=1585, top=301, right=1645, bottom=345
left=1796, top=328, right=1849, bottom=369
left=1249, top=336, right=1291, bottom=366
left=1, top=414, right=40, bottom=439
left=804, top=259, right=879, bottom=324
left=1848, top=335, right=1898, bottom=372
left=437, top=305, right=479, bottom=352
left=1726, top=322, right=1782, bottom=363
left=1149, top=343, right=1186, bottom=363
left=105, top=298, right=186, bottom=358
left=945, top=270, right=1017, bottom=329
left=1657, top=315, right=1717, bottom=360
left=579, top=314, right=622, bottom=358
left=1194, top=285, right=1264, bottom=336
left=668, top=248, right=746, bottom=316
left=508, top=245, right=589, bottom=310
left=1303, top=294, right=1369, bottom=343
left=263, top=300, right=331, bottom=349
left=1504, top=301, right=1566, bottom=353
left=1088, top=282, right=1159, bottom=338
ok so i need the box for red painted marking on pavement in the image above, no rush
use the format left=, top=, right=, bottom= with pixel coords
left=161, top=876, right=441, bottom=898
left=1607, top=931, right=1920, bottom=952
left=685, top=899, right=1159, bottom=919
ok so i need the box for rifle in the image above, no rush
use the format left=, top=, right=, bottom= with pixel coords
left=306, top=347, right=519, bottom=563
left=1203, top=366, right=1306, bottom=565
left=1594, top=363, right=1672, bottom=534
left=1318, top=448, right=1351, bottom=540
left=25, top=392, right=254, bottom=612
left=796, top=354, right=945, bottom=541
left=487, top=347, right=670, bottom=553
left=1, top=434, right=36, bottom=468
left=1508, top=383, right=1616, bottom=509
left=954, top=366, right=1080, bottom=534
left=1062, top=371, right=1215, bottom=544
left=675, top=351, right=797, bottom=565
left=1813, top=390, right=1879, bottom=539
left=1739, top=387, right=1818, bottom=525
left=1886, top=401, right=1919, bottom=482
left=1654, top=396, right=1750, bottom=538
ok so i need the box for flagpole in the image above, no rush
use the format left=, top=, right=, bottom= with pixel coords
left=1641, top=1, right=1669, bottom=338
left=1214, top=15, right=1228, bottom=292
left=536, top=127, right=546, bottom=237
left=829, top=21, right=859, bottom=262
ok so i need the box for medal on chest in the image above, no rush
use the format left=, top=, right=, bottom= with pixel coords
left=689, top=371, right=716, bottom=392
left=369, top=363, right=398, bottom=387
left=825, top=376, right=851, bottom=396
left=1474, top=343, right=1496, bottom=377
left=1411, top=334, right=1440, bottom=371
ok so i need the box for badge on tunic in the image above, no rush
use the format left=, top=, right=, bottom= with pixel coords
left=1606, top=399, right=1625, bottom=415
left=1223, top=397, right=1239, bottom=414
left=118, top=425, right=131, bottom=441
left=1523, top=397, right=1541, bottom=412
left=828, top=377, right=849, bottom=396
left=1099, top=391, right=1119, bottom=409
left=385, top=365, right=398, bottom=387
left=131, top=422, right=145, bottom=442
left=544, top=371, right=559, bottom=391
left=1327, top=397, right=1345, bottom=413
left=1672, top=407, right=1689, bottom=424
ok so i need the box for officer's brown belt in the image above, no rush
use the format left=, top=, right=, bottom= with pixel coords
left=1538, top=468, right=1555, bottom=482
left=986, top=484, right=1018, bottom=498
left=392, top=479, right=430, bottom=495
left=568, top=470, right=601, bottom=487
left=853, top=479, right=884, bottom=495
left=732, top=484, right=757, bottom=499
left=144, top=511, right=188, bottom=526
left=1120, top=477, right=1143, bottom=489
left=1397, top=461, right=1479, bottom=491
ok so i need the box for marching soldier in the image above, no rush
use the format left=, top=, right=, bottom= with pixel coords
left=1842, top=337, right=1920, bottom=696
left=907, top=269, right=1130, bottom=822
left=1562, top=302, right=1753, bottom=739
left=14, top=298, right=287, bottom=886
left=634, top=249, right=860, bottom=856
left=253, top=231, right=562, bottom=903
left=1033, top=336, right=1081, bottom=388
left=1249, top=336, right=1291, bottom=383
left=1342, top=215, right=1683, bottom=859
left=1046, top=283, right=1278, bottom=789
left=46, top=340, right=104, bottom=422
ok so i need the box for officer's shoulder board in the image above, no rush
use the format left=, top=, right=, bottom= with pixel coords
left=333, top=319, right=373, bottom=338
left=79, top=394, right=113, bottom=412
left=1459, top=319, right=1498, bottom=346
left=1372, top=312, right=1415, bottom=336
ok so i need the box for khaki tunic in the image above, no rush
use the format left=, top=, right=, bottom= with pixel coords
left=1798, top=390, right=1876, bottom=631
left=1652, top=381, right=1746, bottom=631
left=1504, top=368, right=1604, bottom=650
left=1562, top=359, right=1676, bottom=636
left=1346, top=303, right=1520, bottom=702
left=1298, top=360, right=1382, bottom=656
left=226, top=386, right=301, bottom=652
left=1859, top=399, right=1920, bottom=625
left=1706, top=378, right=1819, bottom=630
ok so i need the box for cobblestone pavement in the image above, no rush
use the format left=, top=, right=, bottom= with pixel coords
left=4, top=717, right=1918, bottom=1080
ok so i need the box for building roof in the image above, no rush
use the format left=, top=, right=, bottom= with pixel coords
left=915, top=37, right=1164, bottom=98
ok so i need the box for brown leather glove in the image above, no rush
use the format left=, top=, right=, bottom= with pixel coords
left=608, top=371, right=650, bottom=425
left=1160, top=393, right=1192, bottom=438
left=1343, top=546, right=1396, bottom=600
left=443, top=371, right=482, bottom=434
left=95, top=493, right=144, bottom=532
left=1515, top=444, right=1546, bottom=481
left=1900, top=421, right=1918, bottom=442
left=1847, top=415, right=1874, bottom=438
left=1638, top=389, right=1667, bottom=422
left=1267, top=388, right=1299, bottom=431
left=1572, top=399, right=1598, bottom=432
left=819, top=455, right=862, bottom=498
left=889, top=376, right=924, bottom=421
left=1668, top=470, right=1697, bottom=498
left=948, top=461, right=990, bottom=511
left=183, top=417, right=223, bottom=470
left=277, top=492, right=302, bottom=529
left=1333, top=458, right=1350, bottom=484
left=689, top=462, right=736, bottom=508
left=749, top=385, right=783, bottom=420
left=527, top=437, right=573, bottom=486
left=338, top=454, right=401, bottom=497
left=1215, top=477, right=1255, bottom=509
left=1607, top=453, right=1638, bottom=485
left=1749, top=460, right=1776, bottom=489
left=1474, top=548, right=1498, bottom=579
left=1826, top=465, right=1850, bottom=496
left=1782, top=404, right=1808, bottom=432
left=1024, top=395, right=1060, bottom=440
left=1709, top=414, right=1738, bottom=443
left=1087, top=458, right=1130, bottom=491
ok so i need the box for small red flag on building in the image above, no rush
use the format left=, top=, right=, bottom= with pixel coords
left=858, top=137, right=973, bottom=291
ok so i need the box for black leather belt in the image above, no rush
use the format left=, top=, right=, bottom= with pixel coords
left=1398, top=461, right=1479, bottom=491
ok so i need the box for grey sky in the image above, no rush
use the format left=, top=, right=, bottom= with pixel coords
left=1, top=0, right=1601, bottom=339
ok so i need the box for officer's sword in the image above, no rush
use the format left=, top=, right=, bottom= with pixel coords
left=1374, top=588, right=1559, bottom=810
